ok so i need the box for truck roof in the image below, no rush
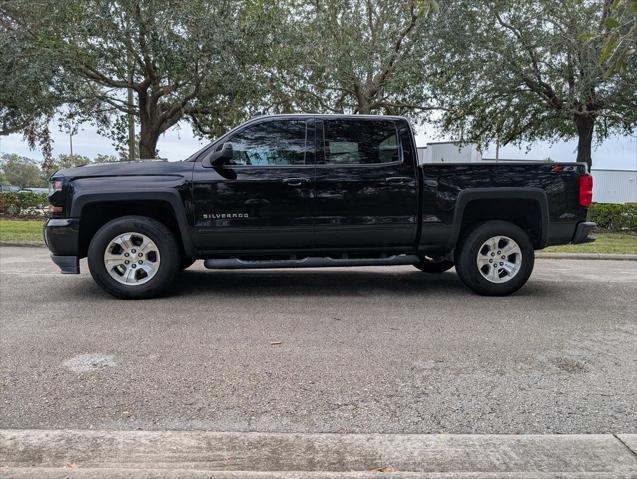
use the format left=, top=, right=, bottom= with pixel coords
left=250, top=113, right=409, bottom=121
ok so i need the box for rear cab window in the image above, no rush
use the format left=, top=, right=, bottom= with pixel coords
left=320, top=119, right=400, bottom=166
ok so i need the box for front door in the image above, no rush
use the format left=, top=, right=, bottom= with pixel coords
left=313, top=117, right=419, bottom=248
left=192, top=117, right=315, bottom=252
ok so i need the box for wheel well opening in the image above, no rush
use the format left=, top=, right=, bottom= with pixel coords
left=459, top=199, right=543, bottom=248
left=78, top=201, right=184, bottom=257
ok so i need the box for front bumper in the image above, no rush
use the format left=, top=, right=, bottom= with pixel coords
left=571, top=221, right=596, bottom=244
left=44, top=218, right=80, bottom=274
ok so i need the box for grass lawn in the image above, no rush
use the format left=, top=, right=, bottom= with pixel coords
left=543, top=232, right=637, bottom=254
left=0, top=219, right=45, bottom=242
left=1, top=218, right=636, bottom=254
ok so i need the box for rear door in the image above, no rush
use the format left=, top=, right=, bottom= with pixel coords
left=192, top=117, right=315, bottom=251
left=313, top=117, right=419, bottom=248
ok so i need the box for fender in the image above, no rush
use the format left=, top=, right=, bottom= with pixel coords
left=69, top=176, right=195, bottom=258
left=448, top=187, right=549, bottom=250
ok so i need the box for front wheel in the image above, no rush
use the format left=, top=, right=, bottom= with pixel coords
left=87, top=216, right=180, bottom=299
left=455, top=220, right=534, bottom=296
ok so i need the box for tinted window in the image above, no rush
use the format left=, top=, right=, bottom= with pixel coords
left=322, top=119, right=400, bottom=165
left=227, top=120, right=308, bottom=166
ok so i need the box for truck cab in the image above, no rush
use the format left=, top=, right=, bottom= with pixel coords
left=191, top=115, right=419, bottom=252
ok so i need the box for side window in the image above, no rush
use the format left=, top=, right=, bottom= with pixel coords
left=227, top=120, right=308, bottom=166
left=322, top=119, right=400, bottom=165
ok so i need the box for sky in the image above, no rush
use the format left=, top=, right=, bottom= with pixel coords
left=1, top=119, right=635, bottom=171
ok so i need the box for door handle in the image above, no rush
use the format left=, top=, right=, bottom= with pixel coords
left=385, top=176, right=412, bottom=185
left=282, top=177, right=310, bottom=186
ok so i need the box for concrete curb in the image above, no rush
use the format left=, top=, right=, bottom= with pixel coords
left=536, top=252, right=637, bottom=260
left=1, top=430, right=636, bottom=477
left=0, top=240, right=46, bottom=248
left=0, top=469, right=634, bottom=478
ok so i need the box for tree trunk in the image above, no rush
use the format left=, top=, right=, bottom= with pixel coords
left=127, top=86, right=136, bottom=161
left=139, top=129, right=159, bottom=159
left=574, top=115, right=594, bottom=171
left=357, top=102, right=371, bottom=114
left=354, top=85, right=371, bottom=114
left=137, top=91, right=159, bottom=159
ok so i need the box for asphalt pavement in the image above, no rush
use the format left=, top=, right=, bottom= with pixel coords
left=1, top=246, right=636, bottom=434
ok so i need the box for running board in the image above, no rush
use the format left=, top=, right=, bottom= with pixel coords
left=203, top=254, right=420, bottom=270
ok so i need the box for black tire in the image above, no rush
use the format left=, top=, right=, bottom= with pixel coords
left=454, top=220, right=534, bottom=296
left=87, top=215, right=180, bottom=299
left=414, top=256, right=454, bottom=273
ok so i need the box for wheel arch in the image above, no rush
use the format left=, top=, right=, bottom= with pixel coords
left=72, top=191, right=195, bottom=259
left=449, top=188, right=549, bottom=250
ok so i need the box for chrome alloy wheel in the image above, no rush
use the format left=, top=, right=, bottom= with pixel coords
left=103, top=232, right=160, bottom=286
left=476, top=235, right=522, bottom=284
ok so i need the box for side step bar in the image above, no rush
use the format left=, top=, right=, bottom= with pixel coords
left=204, top=254, right=420, bottom=270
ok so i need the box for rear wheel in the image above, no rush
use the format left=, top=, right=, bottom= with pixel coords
left=88, top=216, right=180, bottom=299
left=414, top=256, right=454, bottom=273
left=455, top=220, right=534, bottom=296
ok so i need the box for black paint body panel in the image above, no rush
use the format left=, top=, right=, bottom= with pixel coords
left=45, top=115, right=591, bottom=268
left=192, top=163, right=315, bottom=250
left=419, top=163, right=588, bottom=249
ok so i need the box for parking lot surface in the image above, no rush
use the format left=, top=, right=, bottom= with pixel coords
left=1, top=246, right=636, bottom=434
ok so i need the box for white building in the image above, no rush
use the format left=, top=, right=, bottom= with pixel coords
left=417, top=142, right=482, bottom=165
left=591, top=169, right=637, bottom=204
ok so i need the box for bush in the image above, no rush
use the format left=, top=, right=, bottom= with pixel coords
left=589, top=203, right=637, bottom=232
left=0, top=192, right=49, bottom=217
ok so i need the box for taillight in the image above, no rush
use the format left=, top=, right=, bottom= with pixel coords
left=579, top=174, right=593, bottom=207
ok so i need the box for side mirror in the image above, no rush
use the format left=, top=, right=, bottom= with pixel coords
left=203, top=142, right=233, bottom=168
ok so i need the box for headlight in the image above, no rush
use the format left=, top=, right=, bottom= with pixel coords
left=49, top=178, right=63, bottom=194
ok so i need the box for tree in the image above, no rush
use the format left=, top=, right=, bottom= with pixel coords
left=590, top=0, right=637, bottom=74
left=93, top=154, right=118, bottom=163
left=0, top=154, right=47, bottom=188
left=267, top=0, right=438, bottom=117
left=1, top=0, right=274, bottom=159
left=0, top=11, right=69, bottom=163
left=427, top=0, right=637, bottom=169
left=54, top=154, right=91, bottom=170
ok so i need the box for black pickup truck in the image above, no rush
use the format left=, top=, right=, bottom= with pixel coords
left=45, top=114, right=595, bottom=299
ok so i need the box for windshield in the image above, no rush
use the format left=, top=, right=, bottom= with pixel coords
left=184, top=142, right=214, bottom=162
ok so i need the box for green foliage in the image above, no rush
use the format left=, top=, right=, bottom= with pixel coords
left=1, top=0, right=275, bottom=158
left=93, top=154, right=118, bottom=164
left=0, top=9, right=65, bottom=162
left=427, top=0, right=637, bottom=169
left=0, top=192, right=48, bottom=217
left=593, top=0, right=637, bottom=74
left=41, top=153, right=92, bottom=177
left=589, top=203, right=637, bottom=231
left=2, top=0, right=634, bottom=167
left=1, top=152, right=120, bottom=188
left=267, top=0, right=437, bottom=118
left=55, top=154, right=91, bottom=170
left=0, top=154, right=48, bottom=188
